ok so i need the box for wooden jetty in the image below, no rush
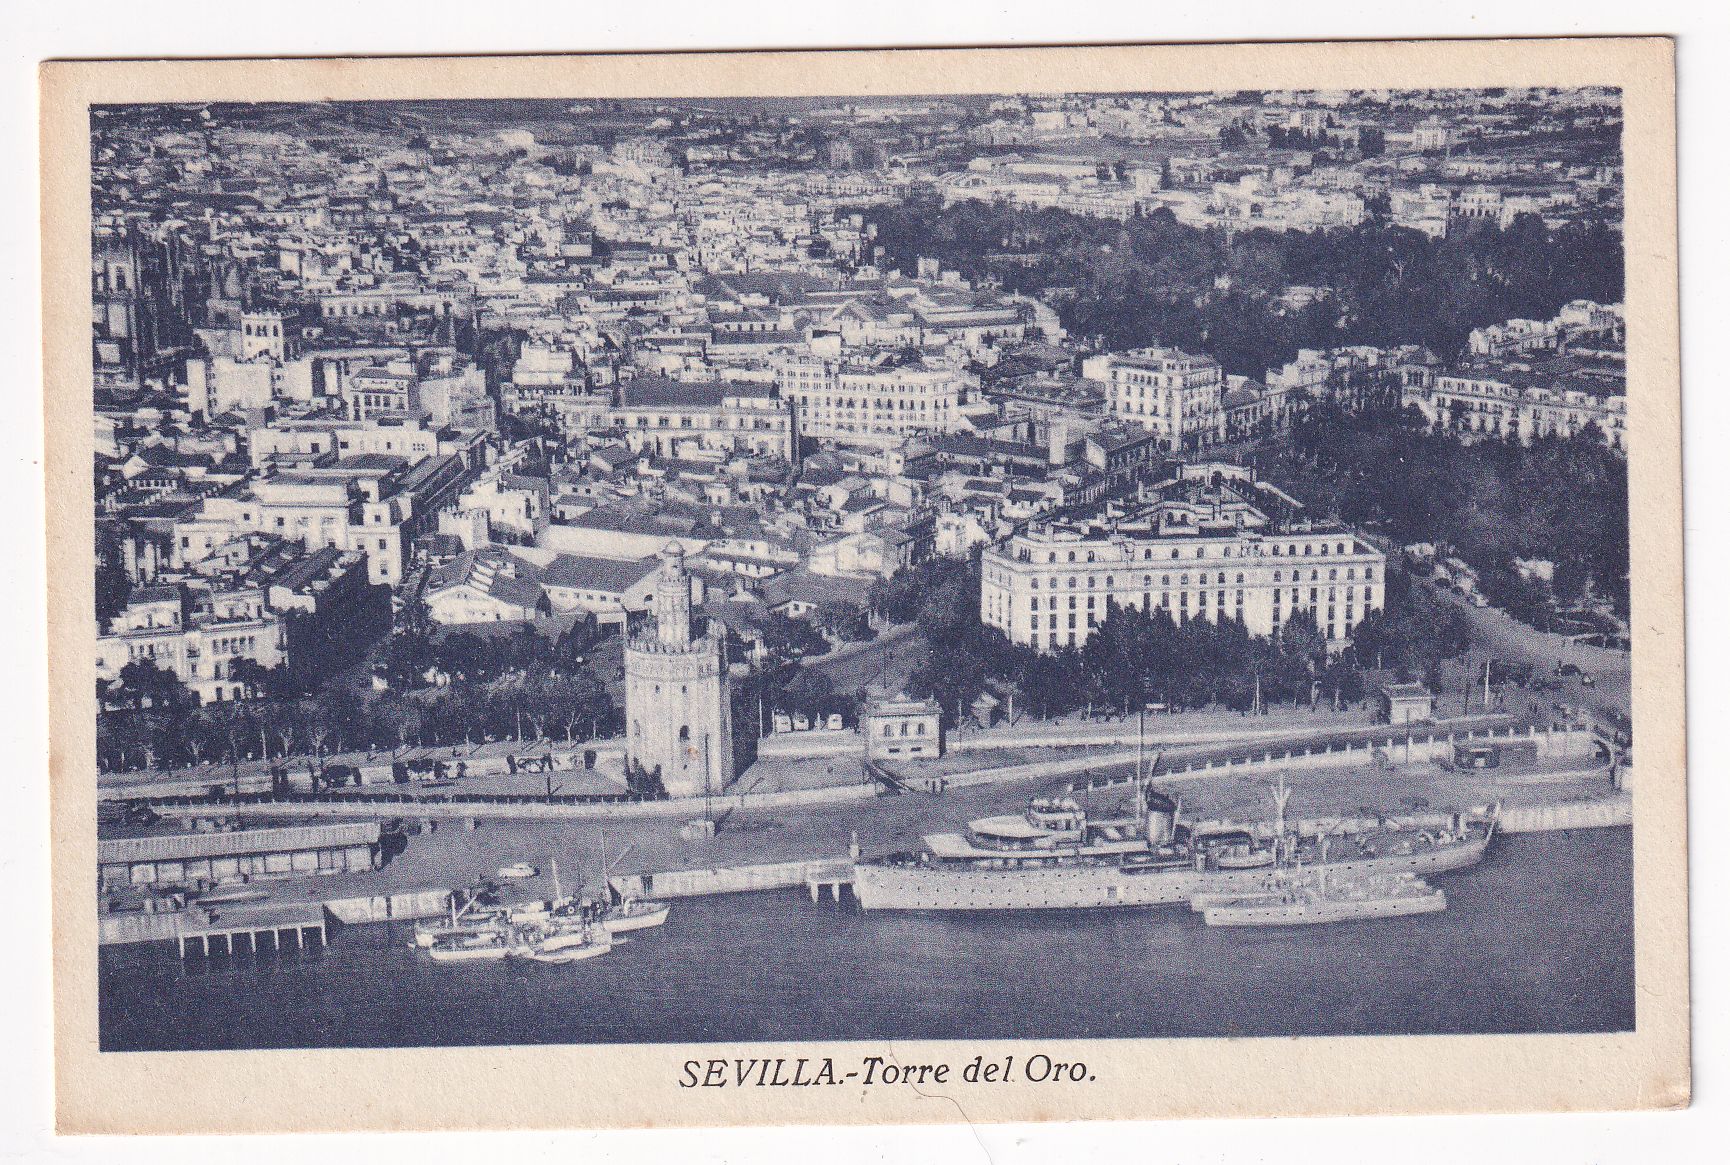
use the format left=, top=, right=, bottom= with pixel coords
left=175, top=902, right=327, bottom=959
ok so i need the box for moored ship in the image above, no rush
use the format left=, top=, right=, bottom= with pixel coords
left=852, top=779, right=1495, bottom=912
left=1198, top=870, right=1448, bottom=927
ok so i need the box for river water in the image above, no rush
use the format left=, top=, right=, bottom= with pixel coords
left=99, top=828, right=1633, bottom=1050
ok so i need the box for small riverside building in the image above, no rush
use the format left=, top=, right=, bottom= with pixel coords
left=1379, top=682, right=1436, bottom=725
left=98, top=822, right=382, bottom=891
left=864, top=695, right=944, bottom=760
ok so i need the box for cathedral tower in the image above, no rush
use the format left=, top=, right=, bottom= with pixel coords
left=623, top=544, right=733, bottom=799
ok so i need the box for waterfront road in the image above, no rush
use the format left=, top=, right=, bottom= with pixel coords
left=800, top=621, right=923, bottom=696
left=1436, top=589, right=1632, bottom=722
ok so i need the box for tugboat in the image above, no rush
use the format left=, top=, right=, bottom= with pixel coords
left=414, top=885, right=510, bottom=949
left=852, top=774, right=1496, bottom=912
left=593, top=830, right=672, bottom=935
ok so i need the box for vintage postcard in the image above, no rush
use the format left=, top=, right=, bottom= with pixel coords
left=43, top=37, right=1686, bottom=1134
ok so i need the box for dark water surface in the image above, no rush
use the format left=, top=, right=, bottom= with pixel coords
left=100, top=828, right=1634, bottom=1050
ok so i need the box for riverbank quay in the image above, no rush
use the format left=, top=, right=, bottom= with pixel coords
left=98, top=718, right=1624, bottom=938
left=96, top=736, right=630, bottom=800
left=99, top=779, right=1633, bottom=951
left=114, top=711, right=1537, bottom=825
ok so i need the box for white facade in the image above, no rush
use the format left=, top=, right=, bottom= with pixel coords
left=95, top=587, right=286, bottom=705
left=1403, top=371, right=1628, bottom=452
left=776, top=356, right=968, bottom=447
left=1083, top=347, right=1225, bottom=451
left=981, top=513, right=1386, bottom=653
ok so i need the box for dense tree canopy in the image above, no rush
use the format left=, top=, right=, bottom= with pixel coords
left=1272, top=404, right=1630, bottom=616
left=863, top=196, right=1623, bottom=375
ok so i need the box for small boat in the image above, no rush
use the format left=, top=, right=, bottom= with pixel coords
left=600, top=899, right=670, bottom=934
left=518, top=934, right=614, bottom=964
left=497, top=862, right=539, bottom=880
left=427, top=931, right=515, bottom=962
left=521, top=943, right=611, bottom=965
left=1213, top=846, right=1276, bottom=870
left=510, top=919, right=613, bottom=964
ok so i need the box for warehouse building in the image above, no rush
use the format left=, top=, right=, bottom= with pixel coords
left=97, top=822, right=382, bottom=891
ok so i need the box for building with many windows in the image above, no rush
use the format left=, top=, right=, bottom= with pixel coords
left=1402, top=355, right=1628, bottom=453
left=1081, top=346, right=1225, bottom=451
left=609, top=376, right=795, bottom=460
left=775, top=354, right=969, bottom=447
left=95, top=582, right=287, bottom=705
left=170, top=453, right=474, bottom=587
left=980, top=463, right=1385, bottom=652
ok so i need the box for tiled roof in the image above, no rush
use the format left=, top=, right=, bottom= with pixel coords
left=541, top=554, right=658, bottom=594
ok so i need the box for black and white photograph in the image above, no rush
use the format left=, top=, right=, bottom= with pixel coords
left=37, top=37, right=1688, bottom=1135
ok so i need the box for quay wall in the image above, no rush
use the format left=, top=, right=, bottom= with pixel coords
left=123, top=725, right=1606, bottom=826
left=610, top=857, right=851, bottom=900
left=1498, top=793, right=1632, bottom=833
left=1068, top=722, right=1601, bottom=794
left=323, top=887, right=453, bottom=924
left=756, top=731, right=859, bottom=760
left=99, top=912, right=182, bottom=946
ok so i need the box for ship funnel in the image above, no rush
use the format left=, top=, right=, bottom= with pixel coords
left=1144, top=790, right=1177, bottom=846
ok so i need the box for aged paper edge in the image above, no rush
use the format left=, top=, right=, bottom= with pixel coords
left=42, top=37, right=1688, bottom=1135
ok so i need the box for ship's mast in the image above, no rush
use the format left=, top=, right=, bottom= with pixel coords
left=598, top=828, right=608, bottom=901
left=1270, top=773, right=1293, bottom=866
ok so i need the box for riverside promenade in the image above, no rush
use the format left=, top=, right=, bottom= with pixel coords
left=122, top=711, right=1567, bottom=823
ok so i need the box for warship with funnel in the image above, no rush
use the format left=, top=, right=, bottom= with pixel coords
left=852, top=775, right=1495, bottom=912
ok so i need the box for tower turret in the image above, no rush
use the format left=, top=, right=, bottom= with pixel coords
left=654, top=542, right=692, bottom=647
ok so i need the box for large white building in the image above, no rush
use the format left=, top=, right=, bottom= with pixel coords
left=96, top=583, right=286, bottom=705
left=1082, top=347, right=1225, bottom=451
left=980, top=464, right=1386, bottom=652
left=171, top=453, right=473, bottom=587
left=776, top=354, right=969, bottom=447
